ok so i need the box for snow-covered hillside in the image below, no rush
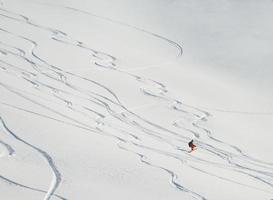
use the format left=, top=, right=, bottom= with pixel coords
left=1, top=0, right=273, bottom=199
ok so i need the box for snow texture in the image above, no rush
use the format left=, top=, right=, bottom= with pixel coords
left=0, top=0, right=273, bottom=199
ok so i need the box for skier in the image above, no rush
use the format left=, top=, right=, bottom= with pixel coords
left=188, top=139, right=196, bottom=152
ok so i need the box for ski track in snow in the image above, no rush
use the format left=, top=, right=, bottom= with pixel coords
left=0, top=116, right=62, bottom=200
left=0, top=139, right=15, bottom=156
left=0, top=1, right=273, bottom=200
left=0, top=174, right=67, bottom=200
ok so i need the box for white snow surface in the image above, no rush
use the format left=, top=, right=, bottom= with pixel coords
left=0, top=0, right=273, bottom=199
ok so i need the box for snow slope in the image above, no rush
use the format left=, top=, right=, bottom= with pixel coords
left=0, top=0, right=273, bottom=199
